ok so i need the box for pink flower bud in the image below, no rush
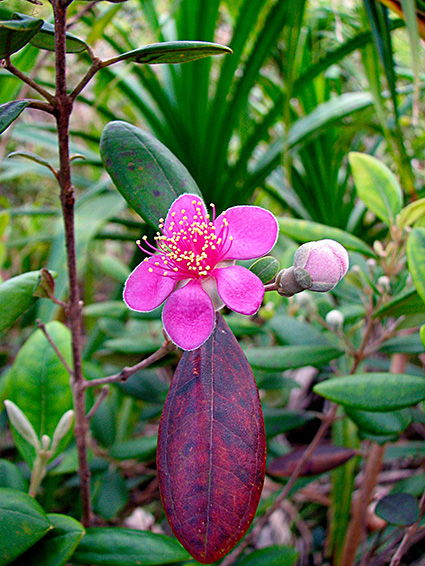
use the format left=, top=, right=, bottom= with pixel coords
left=293, top=239, right=349, bottom=292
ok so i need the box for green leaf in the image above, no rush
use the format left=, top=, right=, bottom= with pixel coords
left=314, top=373, right=425, bottom=412
left=71, top=528, right=190, bottom=565
left=7, top=321, right=73, bottom=465
left=249, top=256, right=280, bottom=284
left=235, top=545, right=299, bottom=566
left=374, top=287, right=425, bottom=318
left=93, top=469, right=128, bottom=521
left=100, top=121, right=201, bottom=227
left=397, top=197, right=425, bottom=229
left=12, top=13, right=88, bottom=53
left=345, top=407, right=412, bottom=436
left=264, top=408, right=315, bottom=437
left=109, top=435, right=157, bottom=461
left=375, top=493, right=419, bottom=526
left=106, top=41, right=232, bottom=65
left=245, top=345, right=344, bottom=371
left=0, top=270, right=55, bottom=334
left=0, top=488, right=51, bottom=565
left=0, top=100, right=31, bottom=135
left=278, top=217, right=374, bottom=257
left=10, top=514, right=85, bottom=566
left=0, top=460, right=27, bottom=491
left=407, top=227, right=425, bottom=304
left=421, top=325, right=425, bottom=350
left=349, top=152, right=403, bottom=226
left=0, top=15, right=43, bottom=58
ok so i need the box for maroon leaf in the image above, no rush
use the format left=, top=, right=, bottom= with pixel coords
left=267, top=445, right=356, bottom=478
left=157, top=314, right=266, bottom=564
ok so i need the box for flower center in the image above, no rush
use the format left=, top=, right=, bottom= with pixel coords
left=138, top=199, right=232, bottom=279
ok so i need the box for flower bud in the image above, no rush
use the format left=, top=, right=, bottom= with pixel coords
left=326, top=309, right=345, bottom=332
left=4, top=400, right=40, bottom=451
left=50, top=410, right=74, bottom=454
left=293, top=239, right=349, bottom=292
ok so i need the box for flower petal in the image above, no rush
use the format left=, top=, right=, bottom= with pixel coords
left=163, top=193, right=207, bottom=236
left=215, top=205, right=278, bottom=260
left=162, top=280, right=215, bottom=350
left=214, top=265, right=264, bottom=315
left=123, top=257, right=175, bottom=312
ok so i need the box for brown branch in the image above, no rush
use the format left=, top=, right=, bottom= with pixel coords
left=83, top=340, right=176, bottom=389
left=3, top=59, right=56, bottom=104
left=37, top=319, right=74, bottom=376
left=69, top=57, right=103, bottom=101
left=85, top=386, right=109, bottom=420
left=221, top=402, right=339, bottom=566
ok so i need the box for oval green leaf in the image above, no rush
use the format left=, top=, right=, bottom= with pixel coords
left=7, top=321, right=73, bottom=465
left=407, top=227, right=425, bottom=304
left=0, top=100, right=31, bottom=135
left=278, top=217, right=374, bottom=257
left=10, top=514, right=85, bottom=566
left=398, top=197, right=425, bottom=229
left=375, top=493, right=419, bottom=526
left=0, top=270, right=54, bottom=334
left=345, top=407, right=412, bottom=436
left=100, top=121, right=201, bottom=227
left=264, top=408, right=315, bottom=437
left=12, top=13, right=88, bottom=53
left=109, top=435, right=157, bottom=461
left=349, top=152, right=403, bottom=226
left=106, top=41, right=232, bottom=65
left=0, top=15, right=43, bottom=58
left=0, top=460, right=27, bottom=491
left=245, top=345, right=343, bottom=371
left=0, top=488, right=51, bottom=565
left=71, top=528, right=190, bottom=565
left=314, top=373, right=425, bottom=412
left=249, top=256, right=280, bottom=284
left=234, top=545, right=299, bottom=566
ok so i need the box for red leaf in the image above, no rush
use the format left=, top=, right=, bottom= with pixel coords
left=157, top=314, right=266, bottom=564
left=267, top=445, right=356, bottom=478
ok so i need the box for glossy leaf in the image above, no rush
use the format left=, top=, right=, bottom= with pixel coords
left=0, top=270, right=55, bottom=334
left=0, top=460, right=27, bottom=491
left=10, top=514, right=85, bottom=566
left=109, top=435, right=157, bottom=461
left=71, top=528, right=190, bottom=565
left=264, top=408, right=315, bottom=437
left=234, top=545, right=299, bottom=566
left=0, top=15, right=43, bottom=58
left=107, top=41, right=232, bottom=65
left=157, top=314, right=266, bottom=564
left=249, top=256, right=280, bottom=284
left=267, top=446, right=356, bottom=478
left=314, top=373, right=425, bottom=412
left=0, top=488, right=51, bottom=565
left=375, top=493, right=419, bottom=526
left=374, top=287, right=425, bottom=318
left=12, top=13, right=88, bottom=53
left=7, top=321, right=73, bottom=465
left=0, top=100, right=30, bottom=135
left=245, top=345, right=343, bottom=371
left=349, top=152, right=403, bottom=226
left=398, top=197, right=425, bottom=229
left=407, top=227, right=425, bottom=304
left=345, top=407, right=412, bottom=436
left=278, top=217, right=374, bottom=257
left=100, top=121, right=201, bottom=227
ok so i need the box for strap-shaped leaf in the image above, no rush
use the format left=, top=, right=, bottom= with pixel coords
left=407, top=227, right=425, bottom=304
left=0, top=100, right=30, bottom=135
left=100, top=121, right=201, bottom=227
left=0, top=14, right=43, bottom=58
left=157, top=314, right=266, bottom=563
left=13, top=13, right=88, bottom=53
left=106, top=41, right=232, bottom=66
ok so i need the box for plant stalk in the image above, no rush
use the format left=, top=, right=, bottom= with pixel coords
left=53, top=0, right=92, bottom=527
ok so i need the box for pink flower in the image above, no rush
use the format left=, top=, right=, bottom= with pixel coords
left=293, top=239, right=349, bottom=292
left=123, top=194, right=278, bottom=350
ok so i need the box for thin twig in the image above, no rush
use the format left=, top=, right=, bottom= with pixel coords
left=221, top=402, right=338, bottom=566
left=85, top=386, right=109, bottom=420
left=3, top=59, right=56, bottom=104
left=69, top=57, right=102, bottom=101
left=83, top=340, right=176, bottom=389
left=37, top=319, right=74, bottom=376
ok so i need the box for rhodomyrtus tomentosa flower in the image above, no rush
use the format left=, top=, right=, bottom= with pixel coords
left=123, top=194, right=278, bottom=350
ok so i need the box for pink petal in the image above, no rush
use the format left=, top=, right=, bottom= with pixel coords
left=123, top=257, right=175, bottom=312
left=162, top=280, right=215, bottom=350
left=214, top=265, right=264, bottom=315
left=215, top=205, right=279, bottom=260
left=163, top=193, right=207, bottom=236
